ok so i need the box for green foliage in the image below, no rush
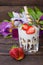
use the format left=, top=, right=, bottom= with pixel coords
left=19, top=8, right=24, bottom=13
left=4, top=20, right=10, bottom=22
left=39, top=21, right=43, bottom=25
left=8, top=12, right=14, bottom=18
left=5, top=35, right=12, bottom=39
left=28, top=8, right=38, bottom=20
left=28, top=7, right=43, bottom=20
left=34, top=7, right=43, bottom=19
left=12, top=45, right=18, bottom=48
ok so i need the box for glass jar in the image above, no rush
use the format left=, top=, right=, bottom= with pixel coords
left=18, top=25, right=39, bottom=54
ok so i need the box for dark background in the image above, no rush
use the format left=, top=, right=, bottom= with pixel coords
left=0, top=0, right=43, bottom=21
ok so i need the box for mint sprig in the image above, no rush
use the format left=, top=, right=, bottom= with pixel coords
left=8, top=12, right=14, bottom=18
left=28, top=8, right=38, bottom=20
left=34, top=7, right=43, bottom=19
left=4, top=20, right=10, bottom=22
left=19, top=8, right=24, bottom=13
left=39, top=21, right=43, bottom=25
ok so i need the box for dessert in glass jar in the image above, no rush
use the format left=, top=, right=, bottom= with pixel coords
left=18, top=24, right=39, bottom=54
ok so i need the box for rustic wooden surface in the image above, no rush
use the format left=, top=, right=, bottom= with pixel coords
left=0, top=0, right=43, bottom=6
left=0, top=36, right=43, bottom=65
left=0, top=35, right=43, bottom=53
left=0, top=6, right=22, bottom=21
left=0, top=55, right=43, bottom=65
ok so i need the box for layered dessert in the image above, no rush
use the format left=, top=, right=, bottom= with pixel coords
left=18, top=24, right=39, bottom=53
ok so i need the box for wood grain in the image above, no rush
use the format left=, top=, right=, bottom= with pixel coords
left=0, top=6, right=23, bottom=21
left=0, top=34, right=43, bottom=45
left=0, top=55, right=43, bottom=65
left=0, top=0, right=43, bottom=6
left=0, top=35, right=43, bottom=55
left=0, top=37, right=43, bottom=56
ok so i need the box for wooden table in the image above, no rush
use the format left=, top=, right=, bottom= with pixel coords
left=0, top=35, right=43, bottom=65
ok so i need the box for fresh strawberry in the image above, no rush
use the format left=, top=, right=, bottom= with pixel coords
left=26, top=26, right=35, bottom=34
left=9, top=48, right=19, bottom=60
left=22, top=24, right=29, bottom=30
left=18, top=48, right=24, bottom=60
left=9, top=47, right=24, bottom=60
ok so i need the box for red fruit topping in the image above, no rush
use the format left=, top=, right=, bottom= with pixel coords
left=18, top=48, right=24, bottom=60
left=9, top=47, right=24, bottom=60
left=22, top=24, right=29, bottom=30
left=26, top=26, right=35, bottom=34
left=9, top=48, right=19, bottom=60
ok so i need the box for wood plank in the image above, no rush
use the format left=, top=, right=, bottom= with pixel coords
left=0, top=38, right=43, bottom=56
left=0, top=0, right=43, bottom=6
left=0, top=6, right=43, bottom=22
left=0, top=35, right=43, bottom=45
left=0, top=55, right=43, bottom=65
left=0, top=35, right=43, bottom=55
left=0, top=6, right=22, bottom=21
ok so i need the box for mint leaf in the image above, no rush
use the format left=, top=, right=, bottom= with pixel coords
left=8, top=12, right=14, bottom=18
left=39, top=21, right=43, bottom=25
left=40, top=28, right=43, bottom=30
left=34, top=7, right=43, bottom=19
left=28, top=22, right=33, bottom=26
left=28, top=8, right=37, bottom=20
left=19, top=9, right=24, bottom=13
left=4, top=20, right=10, bottom=22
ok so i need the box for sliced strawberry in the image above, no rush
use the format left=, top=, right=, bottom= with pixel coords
left=22, top=24, right=29, bottom=30
left=26, top=26, right=35, bottom=34
left=9, top=48, right=19, bottom=60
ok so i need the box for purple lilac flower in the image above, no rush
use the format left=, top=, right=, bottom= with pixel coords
left=0, top=21, right=11, bottom=37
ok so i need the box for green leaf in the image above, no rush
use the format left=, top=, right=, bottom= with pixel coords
left=28, top=8, right=37, bottom=20
left=8, top=12, right=14, bottom=18
left=9, top=45, right=18, bottom=50
left=40, top=28, right=43, bottom=30
left=4, top=20, right=10, bottom=22
left=28, top=22, right=33, bottom=26
left=35, top=7, right=40, bottom=12
left=39, top=21, right=43, bottom=25
left=34, top=7, right=43, bottom=19
left=19, top=8, right=24, bottom=13
left=5, top=35, right=12, bottom=39
left=11, top=45, right=18, bottom=49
